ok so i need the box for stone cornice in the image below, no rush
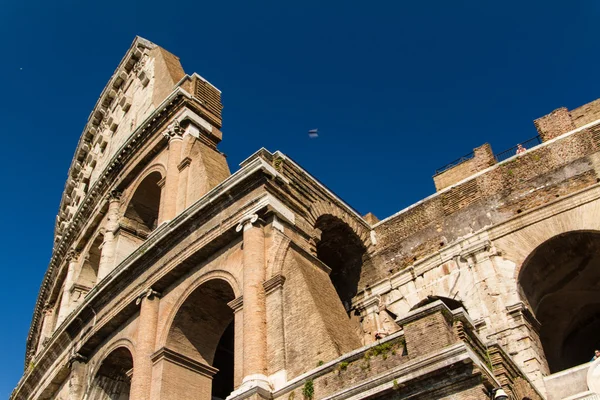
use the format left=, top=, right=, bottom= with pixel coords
left=151, top=347, right=218, bottom=377
left=263, top=274, right=286, bottom=294
left=26, top=88, right=190, bottom=366
left=17, top=157, right=295, bottom=398
left=228, top=296, right=244, bottom=311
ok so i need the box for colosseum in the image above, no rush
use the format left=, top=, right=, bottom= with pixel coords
left=10, top=36, right=600, bottom=400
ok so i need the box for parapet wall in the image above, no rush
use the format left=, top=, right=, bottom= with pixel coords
left=372, top=119, right=600, bottom=282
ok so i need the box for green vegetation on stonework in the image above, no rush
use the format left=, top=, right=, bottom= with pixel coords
left=302, top=379, right=314, bottom=400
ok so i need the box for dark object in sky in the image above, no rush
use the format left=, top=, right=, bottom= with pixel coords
left=308, top=129, right=319, bottom=138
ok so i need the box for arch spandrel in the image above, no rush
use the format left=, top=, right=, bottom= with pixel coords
left=118, top=163, right=167, bottom=216
left=306, top=201, right=373, bottom=250
left=489, top=197, right=600, bottom=280
left=156, top=260, right=243, bottom=351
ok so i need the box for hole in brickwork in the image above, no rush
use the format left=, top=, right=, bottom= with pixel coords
left=519, top=230, right=600, bottom=372
left=315, top=215, right=366, bottom=313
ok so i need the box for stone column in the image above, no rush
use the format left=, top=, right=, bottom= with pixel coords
left=98, top=191, right=121, bottom=281
left=130, top=288, right=161, bottom=400
left=160, top=121, right=184, bottom=223
left=36, top=306, right=55, bottom=354
left=236, top=214, right=269, bottom=388
left=264, top=274, right=287, bottom=388
left=56, top=250, right=80, bottom=326
left=68, top=353, right=87, bottom=400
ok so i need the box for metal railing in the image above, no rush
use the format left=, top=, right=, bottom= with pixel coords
left=434, top=152, right=474, bottom=175
left=494, top=135, right=542, bottom=163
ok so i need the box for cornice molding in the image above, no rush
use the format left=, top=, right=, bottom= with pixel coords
left=151, top=347, right=218, bottom=377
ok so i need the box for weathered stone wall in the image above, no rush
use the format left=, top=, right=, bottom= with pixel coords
left=433, top=143, right=495, bottom=191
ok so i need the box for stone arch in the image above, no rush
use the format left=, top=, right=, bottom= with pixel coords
left=163, top=277, right=237, bottom=399
left=314, top=213, right=368, bottom=312
left=490, top=198, right=600, bottom=280
left=306, top=201, right=372, bottom=249
left=88, top=338, right=136, bottom=380
left=267, top=235, right=291, bottom=277
left=122, top=169, right=164, bottom=235
left=158, top=269, right=241, bottom=348
left=77, top=231, right=104, bottom=288
left=119, top=163, right=166, bottom=213
left=87, top=344, right=134, bottom=400
left=518, top=230, right=600, bottom=373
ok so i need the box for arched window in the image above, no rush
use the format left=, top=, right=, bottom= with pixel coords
left=123, top=171, right=162, bottom=236
left=77, top=232, right=103, bottom=289
left=519, top=230, right=600, bottom=372
left=315, top=215, right=366, bottom=313
left=88, top=347, right=133, bottom=399
left=166, top=279, right=236, bottom=399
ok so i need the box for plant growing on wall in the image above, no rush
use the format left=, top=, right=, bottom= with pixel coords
left=302, top=379, right=314, bottom=400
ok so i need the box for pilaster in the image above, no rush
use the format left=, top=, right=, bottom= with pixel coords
left=235, top=213, right=270, bottom=392
left=56, top=250, right=80, bottom=326
left=130, top=288, right=161, bottom=400
left=160, top=121, right=184, bottom=223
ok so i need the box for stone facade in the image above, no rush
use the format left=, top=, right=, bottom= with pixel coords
left=11, top=37, right=600, bottom=399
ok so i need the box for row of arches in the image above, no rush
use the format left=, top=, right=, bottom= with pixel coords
left=80, top=215, right=600, bottom=397
left=76, top=171, right=163, bottom=290
left=85, top=214, right=367, bottom=400
left=315, top=213, right=600, bottom=375
left=86, top=279, right=235, bottom=400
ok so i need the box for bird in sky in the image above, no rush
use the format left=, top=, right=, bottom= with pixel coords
left=308, top=128, right=318, bottom=138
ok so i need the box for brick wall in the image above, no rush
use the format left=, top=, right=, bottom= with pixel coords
left=374, top=126, right=600, bottom=280
left=434, top=144, right=495, bottom=191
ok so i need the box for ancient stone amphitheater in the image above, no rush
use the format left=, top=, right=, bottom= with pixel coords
left=11, top=37, right=600, bottom=400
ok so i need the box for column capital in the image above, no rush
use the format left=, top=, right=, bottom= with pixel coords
left=108, top=190, right=122, bottom=203
left=135, top=288, right=162, bottom=305
left=236, top=213, right=263, bottom=232
left=66, top=250, right=80, bottom=262
left=163, top=120, right=184, bottom=142
left=263, top=274, right=286, bottom=294
left=68, top=352, right=87, bottom=367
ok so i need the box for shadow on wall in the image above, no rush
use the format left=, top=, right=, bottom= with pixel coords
left=315, top=215, right=367, bottom=313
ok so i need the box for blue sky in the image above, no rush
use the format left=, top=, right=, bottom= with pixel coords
left=1, top=0, right=598, bottom=396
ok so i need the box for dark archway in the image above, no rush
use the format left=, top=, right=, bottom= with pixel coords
left=315, top=215, right=366, bottom=312
left=123, top=171, right=162, bottom=235
left=166, top=279, right=236, bottom=399
left=519, top=230, right=600, bottom=372
left=78, top=232, right=103, bottom=288
left=89, top=347, right=133, bottom=400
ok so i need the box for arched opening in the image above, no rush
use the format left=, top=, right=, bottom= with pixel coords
left=315, top=215, right=366, bottom=312
left=123, top=171, right=162, bottom=236
left=166, top=279, right=236, bottom=399
left=89, top=347, right=133, bottom=400
left=77, top=233, right=103, bottom=289
left=519, top=230, right=600, bottom=372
